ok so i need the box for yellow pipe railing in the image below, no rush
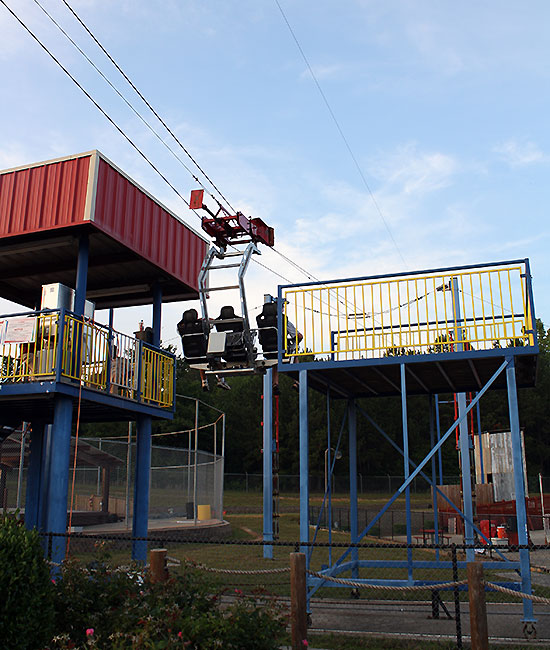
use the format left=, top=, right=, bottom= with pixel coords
left=283, top=263, right=534, bottom=361
left=0, top=311, right=174, bottom=409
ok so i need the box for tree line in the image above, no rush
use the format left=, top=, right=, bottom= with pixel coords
left=87, top=319, right=550, bottom=480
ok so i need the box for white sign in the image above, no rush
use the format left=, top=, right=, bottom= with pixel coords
left=4, top=317, right=37, bottom=344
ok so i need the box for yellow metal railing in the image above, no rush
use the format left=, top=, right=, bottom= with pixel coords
left=283, top=263, right=535, bottom=361
left=0, top=312, right=59, bottom=382
left=0, top=310, right=174, bottom=409
left=141, top=346, right=174, bottom=408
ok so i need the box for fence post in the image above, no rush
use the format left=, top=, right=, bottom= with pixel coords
left=467, top=562, right=488, bottom=650
left=150, top=548, right=168, bottom=583
left=452, top=544, right=462, bottom=649
left=290, top=552, right=307, bottom=650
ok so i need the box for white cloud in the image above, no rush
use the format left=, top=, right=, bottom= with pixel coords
left=493, top=139, right=547, bottom=168
left=372, top=143, right=458, bottom=196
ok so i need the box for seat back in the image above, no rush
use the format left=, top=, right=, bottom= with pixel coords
left=214, top=306, right=247, bottom=361
left=177, top=309, right=207, bottom=361
left=256, top=302, right=279, bottom=358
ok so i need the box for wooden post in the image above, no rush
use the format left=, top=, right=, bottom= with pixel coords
left=150, top=548, right=168, bottom=583
left=101, top=467, right=110, bottom=513
left=290, top=552, right=307, bottom=650
left=467, top=562, right=488, bottom=650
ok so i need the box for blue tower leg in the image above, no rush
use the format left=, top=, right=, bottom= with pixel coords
left=39, top=425, right=53, bottom=533
left=429, top=395, right=440, bottom=560
left=457, top=392, right=475, bottom=562
left=132, top=415, right=152, bottom=562
left=74, top=233, right=89, bottom=316
left=25, top=423, right=45, bottom=530
left=263, top=370, right=273, bottom=559
left=45, top=397, right=73, bottom=565
left=152, top=283, right=162, bottom=347
left=348, top=399, right=358, bottom=577
left=299, top=370, right=309, bottom=555
left=506, top=357, right=535, bottom=623
left=400, top=364, right=413, bottom=581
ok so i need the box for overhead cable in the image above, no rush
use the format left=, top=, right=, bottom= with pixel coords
left=0, top=0, right=192, bottom=211
left=273, top=0, right=408, bottom=268
left=59, top=0, right=236, bottom=213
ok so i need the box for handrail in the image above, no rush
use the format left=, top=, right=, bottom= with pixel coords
left=0, top=309, right=174, bottom=409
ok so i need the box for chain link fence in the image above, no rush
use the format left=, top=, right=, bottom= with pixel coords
left=38, top=531, right=550, bottom=647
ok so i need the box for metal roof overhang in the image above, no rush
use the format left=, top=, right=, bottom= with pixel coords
left=0, top=224, right=199, bottom=310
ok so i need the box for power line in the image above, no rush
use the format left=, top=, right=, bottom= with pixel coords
left=3, top=0, right=358, bottom=300
left=31, top=0, right=211, bottom=202
left=0, top=0, right=192, bottom=211
left=273, top=0, right=408, bottom=268
left=59, top=0, right=236, bottom=213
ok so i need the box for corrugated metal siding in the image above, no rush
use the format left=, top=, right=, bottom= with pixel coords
left=0, top=156, right=90, bottom=236
left=93, top=158, right=206, bottom=291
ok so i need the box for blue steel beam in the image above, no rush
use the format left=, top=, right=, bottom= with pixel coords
left=428, top=395, right=440, bottom=559
left=333, top=360, right=509, bottom=568
left=74, top=234, right=89, bottom=316
left=506, top=356, right=535, bottom=623
left=152, top=283, right=162, bottom=348
left=400, top=364, right=413, bottom=581
left=278, top=258, right=531, bottom=291
left=262, top=370, right=273, bottom=559
left=25, top=423, right=45, bottom=530
left=299, top=370, right=309, bottom=556
left=45, top=397, right=73, bottom=566
left=348, top=399, right=358, bottom=578
left=132, top=415, right=152, bottom=562
left=356, top=404, right=511, bottom=563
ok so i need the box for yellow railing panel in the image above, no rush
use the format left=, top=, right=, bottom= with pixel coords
left=283, top=264, right=534, bottom=361
left=1, top=311, right=174, bottom=410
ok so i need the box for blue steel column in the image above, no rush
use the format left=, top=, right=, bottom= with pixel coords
left=263, top=370, right=274, bottom=559
left=506, top=356, right=535, bottom=622
left=348, top=399, right=358, bottom=577
left=39, top=424, right=53, bottom=533
left=429, top=395, right=440, bottom=559
left=24, top=423, right=45, bottom=530
left=400, top=364, right=413, bottom=581
left=132, top=415, right=152, bottom=562
left=458, top=393, right=475, bottom=561
left=45, top=397, right=73, bottom=565
left=299, top=369, right=309, bottom=555
left=74, top=234, right=89, bottom=315
left=452, top=277, right=475, bottom=561
left=152, top=283, right=162, bottom=347
left=434, top=395, right=444, bottom=484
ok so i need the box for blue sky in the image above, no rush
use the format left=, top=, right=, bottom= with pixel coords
left=1, top=0, right=549, bottom=342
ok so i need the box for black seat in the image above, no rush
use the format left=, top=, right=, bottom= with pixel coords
left=215, top=305, right=247, bottom=362
left=256, top=302, right=278, bottom=359
left=177, top=309, right=208, bottom=363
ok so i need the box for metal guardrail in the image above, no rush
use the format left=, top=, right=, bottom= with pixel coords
left=0, top=309, right=174, bottom=409
left=281, top=260, right=536, bottom=361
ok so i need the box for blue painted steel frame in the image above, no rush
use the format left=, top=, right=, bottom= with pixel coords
left=299, top=370, right=309, bottom=556
left=262, top=370, right=273, bottom=559
left=348, top=399, right=358, bottom=578
left=506, top=356, right=535, bottom=622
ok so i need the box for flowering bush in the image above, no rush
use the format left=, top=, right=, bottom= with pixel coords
left=47, top=555, right=287, bottom=649
left=0, top=515, right=54, bottom=649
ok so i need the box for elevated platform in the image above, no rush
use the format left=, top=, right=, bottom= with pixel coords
left=278, top=259, right=538, bottom=397
left=0, top=308, right=175, bottom=423
left=286, top=348, right=537, bottom=398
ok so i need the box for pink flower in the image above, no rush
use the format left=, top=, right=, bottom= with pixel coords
left=51, top=578, right=56, bottom=584
left=234, top=588, right=243, bottom=596
left=178, top=631, right=183, bottom=638
left=86, top=628, right=94, bottom=637
left=302, top=641, right=308, bottom=647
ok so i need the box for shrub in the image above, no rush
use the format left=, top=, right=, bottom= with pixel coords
left=49, top=553, right=288, bottom=649
left=0, top=514, right=55, bottom=649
